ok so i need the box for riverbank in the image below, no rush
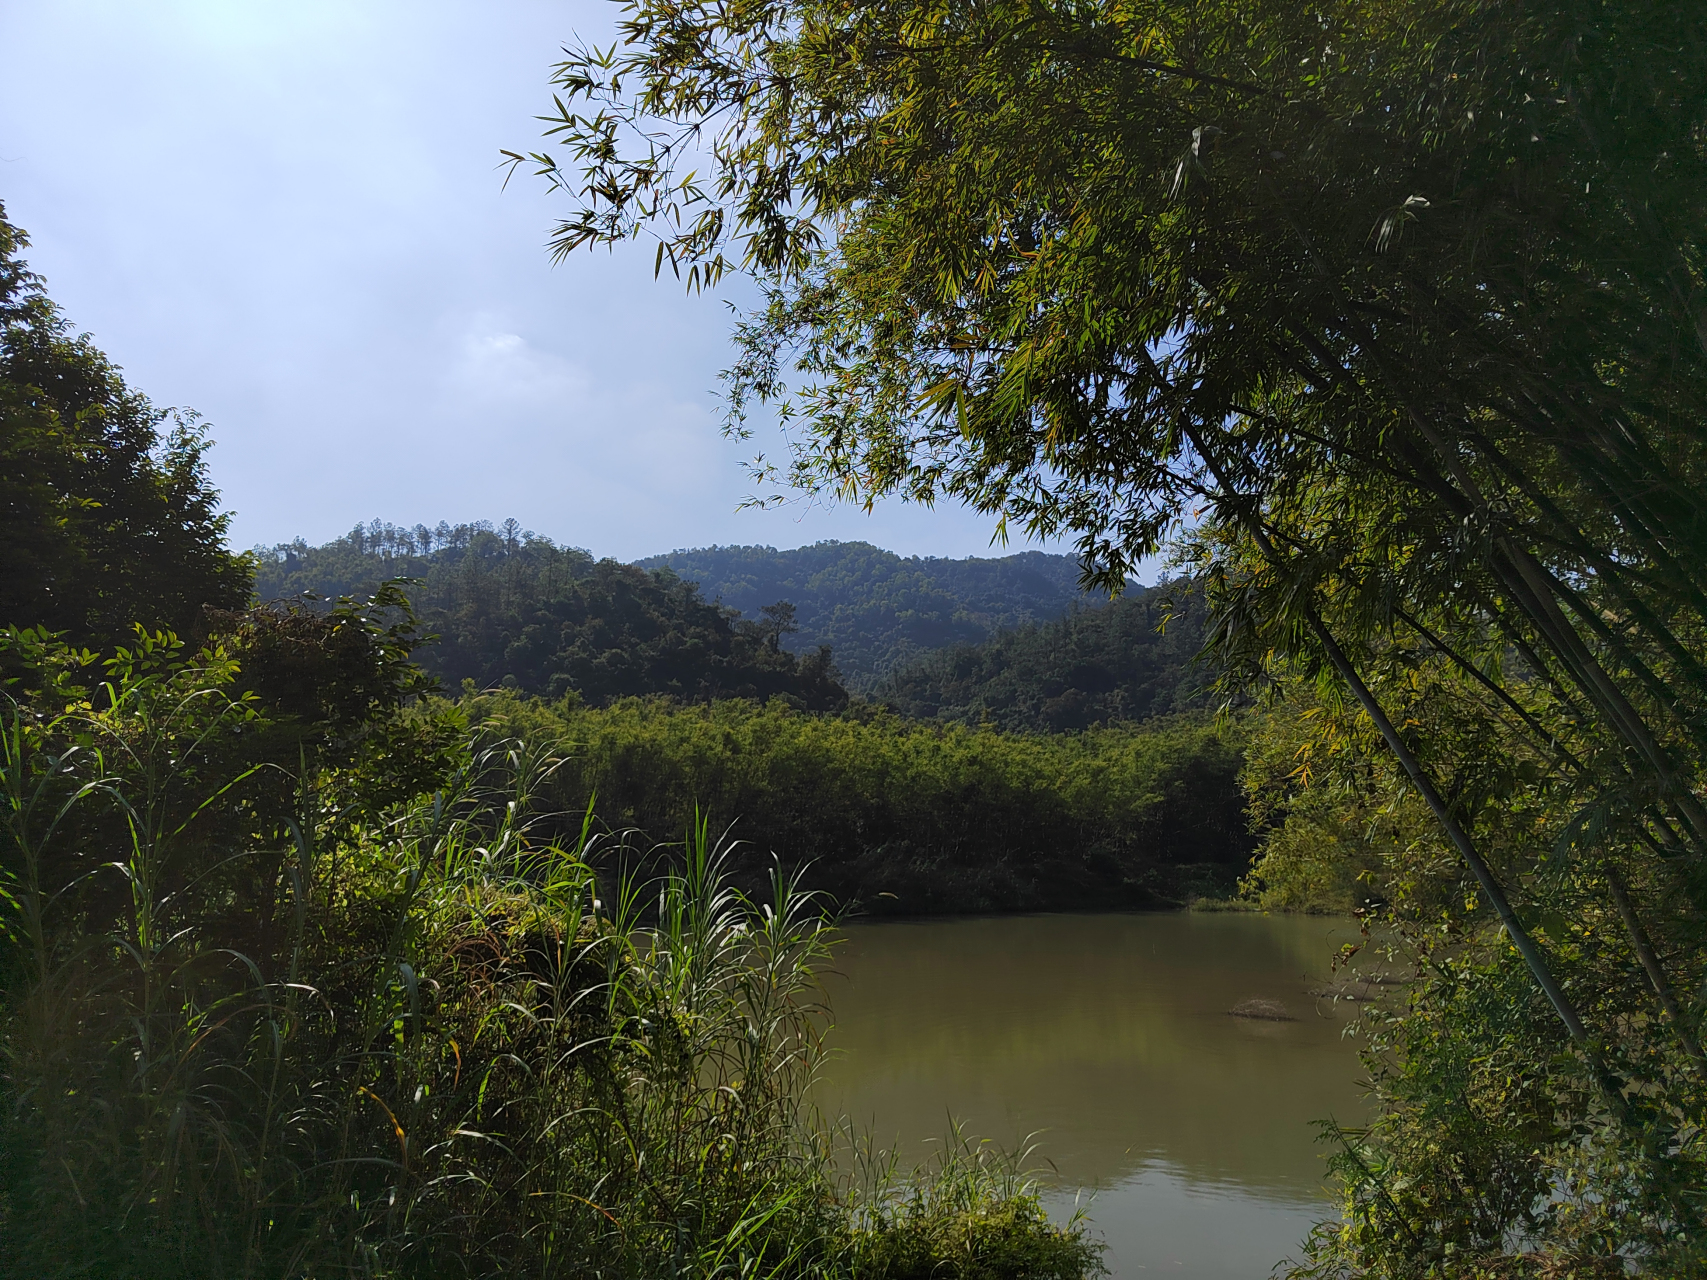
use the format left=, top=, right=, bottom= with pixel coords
left=0, top=625, right=1105, bottom=1277
left=464, top=691, right=1253, bottom=914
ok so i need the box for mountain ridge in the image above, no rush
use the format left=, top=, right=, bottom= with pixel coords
left=256, top=525, right=1127, bottom=692
left=636, top=539, right=1121, bottom=688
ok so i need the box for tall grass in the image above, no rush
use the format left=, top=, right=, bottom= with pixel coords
left=0, top=641, right=1103, bottom=1279
left=836, top=1129, right=1103, bottom=1280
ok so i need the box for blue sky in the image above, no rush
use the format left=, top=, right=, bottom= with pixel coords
left=0, top=0, right=1075, bottom=562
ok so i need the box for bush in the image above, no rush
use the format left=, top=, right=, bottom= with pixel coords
left=0, top=627, right=1103, bottom=1279
left=839, top=1137, right=1104, bottom=1280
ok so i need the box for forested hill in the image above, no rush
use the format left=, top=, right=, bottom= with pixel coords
left=875, top=581, right=1213, bottom=732
left=636, top=541, right=1116, bottom=686
left=257, top=526, right=1131, bottom=696
left=253, top=521, right=846, bottom=709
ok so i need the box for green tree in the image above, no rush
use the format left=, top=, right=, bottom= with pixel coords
left=519, top=0, right=1707, bottom=1267
left=256, top=523, right=850, bottom=709
left=0, top=205, right=250, bottom=647
left=875, top=579, right=1210, bottom=731
left=637, top=541, right=1107, bottom=686
left=467, top=690, right=1249, bottom=912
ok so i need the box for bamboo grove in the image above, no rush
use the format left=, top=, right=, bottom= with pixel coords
left=517, top=0, right=1707, bottom=1268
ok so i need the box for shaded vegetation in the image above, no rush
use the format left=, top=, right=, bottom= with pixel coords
left=1232, top=649, right=1707, bottom=1277
left=255, top=521, right=848, bottom=710
left=0, top=204, right=250, bottom=650
left=875, top=581, right=1210, bottom=732
left=0, top=623, right=1103, bottom=1279
left=467, top=691, right=1249, bottom=913
left=637, top=542, right=1111, bottom=688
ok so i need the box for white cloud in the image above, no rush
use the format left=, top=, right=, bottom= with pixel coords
left=0, top=0, right=1082, bottom=565
left=449, top=319, right=589, bottom=407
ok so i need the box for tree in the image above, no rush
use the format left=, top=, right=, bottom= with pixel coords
left=875, top=580, right=1210, bottom=731
left=752, top=600, right=798, bottom=652
left=256, top=525, right=850, bottom=710
left=517, top=0, right=1707, bottom=1265
left=0, top=204, right=251, bottom=649
left=637, top=540, right=1101, bottom=686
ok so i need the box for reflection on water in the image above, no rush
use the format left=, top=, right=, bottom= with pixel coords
left=816, top=912, right=1371, bottom=1279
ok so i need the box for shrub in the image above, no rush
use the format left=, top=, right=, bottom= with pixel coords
left=0, top=628, right=1103, bottom=1279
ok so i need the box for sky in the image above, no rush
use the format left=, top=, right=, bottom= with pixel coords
left=0, top=0, right=1077, bottom=563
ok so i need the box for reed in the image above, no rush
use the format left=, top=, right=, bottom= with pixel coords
left=835, top=1127, right=1105, bottom=1280
left=0, top=635, right=1101, bottom=1278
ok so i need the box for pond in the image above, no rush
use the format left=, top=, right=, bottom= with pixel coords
left=816, top=911, right=1372, bottom=1279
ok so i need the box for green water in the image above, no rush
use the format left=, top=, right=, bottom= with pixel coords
left=816, top=911, right=1372, bottom=1279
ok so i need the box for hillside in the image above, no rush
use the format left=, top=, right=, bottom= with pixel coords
left=253, top=521, right=846, bottom=708
left=873, top=580, right=1214, bottom=732
left=257, top=526, right=1133, bottom=696
left=636, top=541, right=1117, bottom=687
left=253, top=525, right=1204, bottom=720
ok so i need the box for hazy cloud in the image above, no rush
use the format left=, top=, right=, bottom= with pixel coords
left=0, top=0, right=1082, bottom=563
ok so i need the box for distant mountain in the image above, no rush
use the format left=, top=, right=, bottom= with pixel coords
left=636, top=541, right=1117, bottom=688
left=252, top=521, right=847, bottom=709
left=874, top=580, right=1213, bottom=732
left=253, top=524, right=1171, bottom=712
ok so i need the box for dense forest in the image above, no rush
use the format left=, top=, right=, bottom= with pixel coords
left=255, top=522, right=1172, bottom=715
left=875, top=581, right=1211, bottom=732
left=474, top=692, right=1247, bottom=912
left=256, top=521, right=1216, bottom=734
left=247, top=523, right=1241, bottom=905
left=636, top=541, right=1113, bottom=686
left=255, top=522, right=847, bottom=709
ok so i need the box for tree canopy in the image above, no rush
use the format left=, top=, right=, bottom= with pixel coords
left=0, top=204, right=250, bottom=648
left=255, top=521, right=848, bottom=709
left=875, top=578, right=1210, bottom=731
left=474, top=689, right=1247, bottom=913
left=637, top=540, right=1107, bottom=685
left=520, top=0, right=1707, bottom=1267
left=258, top=525, right=1141, bottom=700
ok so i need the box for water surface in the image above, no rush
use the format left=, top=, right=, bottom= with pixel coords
left=817, top=912, right=1370, bottom=1279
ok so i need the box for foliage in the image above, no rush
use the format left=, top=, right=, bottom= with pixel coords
left=838, top=1136, right=1104, bottom=1280
left=254, top=516, right=590, bottom=602
left=0, top=628, right=1102, bottom=1279
left=636, top=542, right=1111, bottom=688
left=0, top=203, right=250, bottom=649
left=259, top=528, right=1124, bottom=696
left=465, top=690, right=1248, bottom=912
left=1237, top=648, right=1707, bottom=1275
left=1236, top=687, right=1412, bottom=915
left=255, top=521, right=848, bottom=710
left=875, top=578, right=1209, bottom=731
left=517, top=0, right=1707, bottom=1268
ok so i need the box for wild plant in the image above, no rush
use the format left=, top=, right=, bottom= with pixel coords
left=0, top=632, right=841, bottom=1277
left=835, top=1125, right=1106, bottom=1280
left=1, top=626, right=1102, bottom=1279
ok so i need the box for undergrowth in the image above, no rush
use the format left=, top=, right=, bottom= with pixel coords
left=0, top=624, right=1103, bottom=1279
